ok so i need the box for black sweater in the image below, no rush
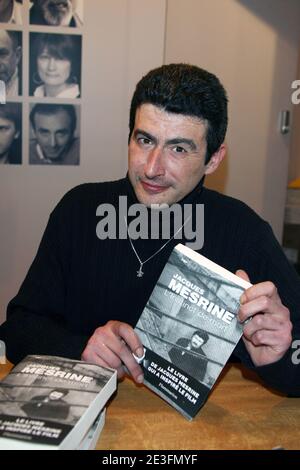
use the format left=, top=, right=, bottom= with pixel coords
left=1, top=177, right=300, bottom=395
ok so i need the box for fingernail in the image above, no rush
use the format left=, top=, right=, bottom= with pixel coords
left=136, top=347, right=144, bottom=358
left=137, top=374, right=144, bottom=384
left=240, top=294, right=246, bottom=304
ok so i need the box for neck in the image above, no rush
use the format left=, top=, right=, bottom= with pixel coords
left=44, top=83, right=68, bottom=97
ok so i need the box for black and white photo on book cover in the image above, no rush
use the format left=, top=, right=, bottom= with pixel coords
left=0, top=355, right=117, bottom=449
left=135, top=244, right=251, bottom=420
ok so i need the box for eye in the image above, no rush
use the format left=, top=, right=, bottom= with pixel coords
left=136, top=136, right=152, bottom=146
left=139, top=137, right=151, bottom=144
left=39, top=54, right=50, bottom=60
left=57, top=131, right=68, bottom=138
left=173, top=146, right=187, bottom=153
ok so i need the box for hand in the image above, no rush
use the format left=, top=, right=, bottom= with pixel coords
left=81, top=320, right=145, bottom=383
left=236, top=270, right=292, bottom=367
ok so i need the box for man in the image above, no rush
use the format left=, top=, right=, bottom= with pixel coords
left=0, top=64, right=299, bottom=398
left=30, top=0, right=83, bottom=27
left=0, top=30, right=22, bottom=98
left=0, top=0, right=23, bottom=25
left=29, top=103, right=79, bottom=165
left=21, top=388, right=70, bottom=420
left=169, top=330, right=210, bottom=384
left=0, top=102, right=21, bottom=164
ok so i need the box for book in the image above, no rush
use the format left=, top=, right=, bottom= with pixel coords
left=134, top=243, right=251, bottom=420
left=76, top=408, right=106, bottom=450
left=0, top=355, right=117, bottom=449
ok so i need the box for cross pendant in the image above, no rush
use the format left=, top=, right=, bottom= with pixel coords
left=137, top=266, right=144, bottom=277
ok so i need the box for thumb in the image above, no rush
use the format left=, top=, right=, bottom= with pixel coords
left=235, top=269, right=250, bottom=283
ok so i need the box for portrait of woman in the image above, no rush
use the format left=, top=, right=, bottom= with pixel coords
left=30, top=32, right=82, bottom=99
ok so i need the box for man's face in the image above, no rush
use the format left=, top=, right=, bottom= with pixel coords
left=33, top=109, right=73, bottom=160
left=0, top=30, right=21, bottom=84
left=191, top=334, right=205, bottom=349
left=49, top=391, right=64, bottom=400
left=0, top=116, right=19, bottom=157
left=35, top=0, right=74, bottom=26
left=128, top=104, right=223, bottom=206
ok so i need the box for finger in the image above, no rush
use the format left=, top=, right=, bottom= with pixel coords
left=240, top=281, right=279, bottom=305
left=244, top=328, right=291, bottom=349
left=114, top=322, right=145, bottom=358
left=112, top=339, right=144, bottom=383
left=243, top=312, right=291, bottom=337
left=93, top=341, right=143, bottom=381
left=95, top=325, right=144, bottom=383
left=82, top=345, right=125, bottom=379
left=238, top=295, right=288, bottom=322
left=235, top=269, right=250, bottom=283
left=93, top=341, right=124, bottom=370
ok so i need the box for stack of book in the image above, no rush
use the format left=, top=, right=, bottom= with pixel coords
left=0, top=355, right=117, bottom=450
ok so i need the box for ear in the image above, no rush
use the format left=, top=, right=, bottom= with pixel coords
left=204, top=143, right=226, bottom=175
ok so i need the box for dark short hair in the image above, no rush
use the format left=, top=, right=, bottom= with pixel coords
left=129, top=63, right=228, bottom=162
left=0, top=103, right=21, bottom=133
left=192, top=329, right=209, bottom=345
left=30, top=103, right=76, bottom=135
left=5, top=30, right=21, bottom=51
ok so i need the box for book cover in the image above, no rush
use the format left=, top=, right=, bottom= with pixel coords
left=135, top=243, right=251, bottom=420
left=0, top=355, right=117, bottom=449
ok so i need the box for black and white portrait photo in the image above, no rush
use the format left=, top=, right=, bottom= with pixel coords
left=30, top=33, right=81, bottom=98
left=0, top=30, right=22, bottom=98
left=0, top=0, right=23, bottom=25
left=0, top=103, right=22, bottom=165
left=29, top=103, right=80, bottom=166
left=29, top=0, right=83, bottom=27
left=21, top=388, right=71, bottom=421
left=168, top=329, right=210, bottom=384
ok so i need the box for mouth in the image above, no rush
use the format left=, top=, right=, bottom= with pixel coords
left=140, top=180, right=169, bottom=194
left=45, top=148, right=61, bottom=157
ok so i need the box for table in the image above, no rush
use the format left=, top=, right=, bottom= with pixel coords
left=97, top=364, right=300, bottom=450
left=1, top=362, right=299, bottom=450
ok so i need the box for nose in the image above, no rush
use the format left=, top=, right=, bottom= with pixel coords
left=48, top=58, right=56, bottom=70
left=49, top=133, right=57, bottom=147
left=144, top=147, right=165, bottom=179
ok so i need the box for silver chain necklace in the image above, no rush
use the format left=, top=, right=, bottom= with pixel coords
left=124, top=215, right=191, bottom=278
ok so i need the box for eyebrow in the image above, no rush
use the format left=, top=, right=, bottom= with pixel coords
left=37, top=127, right=69, bottom=132
left=134, top=129, right=197, bottom=150
left=134, top=129, right=157, bottom=144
